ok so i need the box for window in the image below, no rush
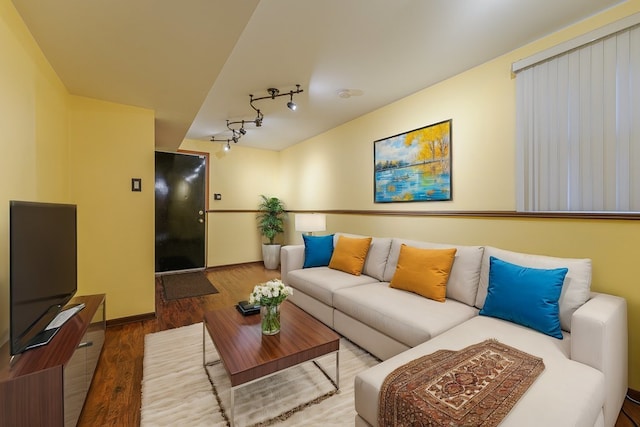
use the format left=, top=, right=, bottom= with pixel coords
left=514, top=17, right=640, bottom=212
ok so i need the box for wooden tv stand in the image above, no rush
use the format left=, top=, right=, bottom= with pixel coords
left=0, top=294, right=106, bottom=427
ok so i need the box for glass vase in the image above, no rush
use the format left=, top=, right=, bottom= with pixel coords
left=260, top=303, right=281, bottom=335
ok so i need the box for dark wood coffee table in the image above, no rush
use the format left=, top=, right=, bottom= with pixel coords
left=202, top=301, right=340, bottom=426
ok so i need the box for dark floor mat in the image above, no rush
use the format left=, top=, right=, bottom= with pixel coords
left=161, top=271, right=219, bottom=301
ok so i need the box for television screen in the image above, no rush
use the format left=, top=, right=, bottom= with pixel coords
left=9, top=201, right=77, bottom=355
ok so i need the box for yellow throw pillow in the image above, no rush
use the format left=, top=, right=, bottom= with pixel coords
left=329, top=235, right=372, bottom=276
left=390, top=244, right=457, bottom=302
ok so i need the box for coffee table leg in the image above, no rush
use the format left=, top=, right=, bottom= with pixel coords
left=230, top=386, right=235, bottom=427
left=313, top=350, right=340, bottom=391
left=336, top=350, right=340, bottom=390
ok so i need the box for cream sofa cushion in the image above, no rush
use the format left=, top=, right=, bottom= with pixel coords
left=286, top=267, right=378, bottom=306
left=475, top=246, right=591, bottom=332
left=355, top=315, right=604, bottom=427
left=382, top=238, right=484, bottom=306
left=333, top=283, right=478, bottom=348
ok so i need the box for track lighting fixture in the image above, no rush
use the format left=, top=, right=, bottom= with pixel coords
left=211, top=134, right=236, bottom=151
left=210, top=84, right=303, bottom=147
left=210, top=118, right=257, bottom=149
left=250, top=85, right=302, bottom=113
left=210, top=135, right=235, bottom=151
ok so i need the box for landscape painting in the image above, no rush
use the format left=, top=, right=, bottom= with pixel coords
left=374, top=120, right=452, bottom=203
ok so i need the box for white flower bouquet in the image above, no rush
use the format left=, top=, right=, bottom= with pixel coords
left=249, top=279, right=293, bottom=335
left=249, top=279, right=293, bottom=306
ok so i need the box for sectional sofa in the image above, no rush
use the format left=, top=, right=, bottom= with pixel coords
left=280, top=232, right=628, bottom=427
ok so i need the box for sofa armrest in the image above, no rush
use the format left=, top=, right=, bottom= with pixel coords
left=280, top=245, right=305, bottom=284
left=571, top=292, right=627, bottom=427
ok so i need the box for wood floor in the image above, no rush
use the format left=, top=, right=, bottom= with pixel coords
left=78, top=263, right=640, bottom=427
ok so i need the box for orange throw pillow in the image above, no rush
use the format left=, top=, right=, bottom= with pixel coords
left=390, top=244, right=457, bottom=302
left=329, top=235, right=372, bottom=276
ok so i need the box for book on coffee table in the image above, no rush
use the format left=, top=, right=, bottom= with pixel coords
left=236, top=300, right=260, bottom=316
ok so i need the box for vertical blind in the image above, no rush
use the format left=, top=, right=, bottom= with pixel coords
left=515, top=24, right=640, bottom=212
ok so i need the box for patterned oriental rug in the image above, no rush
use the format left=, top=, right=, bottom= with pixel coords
left=379, top=339, right=545, bottom=427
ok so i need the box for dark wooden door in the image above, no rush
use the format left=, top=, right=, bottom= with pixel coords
left=154, top=151, right=206, bottom=273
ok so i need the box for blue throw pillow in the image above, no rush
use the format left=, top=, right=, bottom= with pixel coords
left=303, top=234, right=335, bottom=268
left=479, top=256, right=568, bottom=339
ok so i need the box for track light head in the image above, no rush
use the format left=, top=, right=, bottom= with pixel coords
left=223, top=142, right=230, bottom=152
left=286, top=92, right=297, bottom=110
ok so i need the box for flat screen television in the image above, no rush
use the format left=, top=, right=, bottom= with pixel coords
left=9, top=200, right=78, bottom=355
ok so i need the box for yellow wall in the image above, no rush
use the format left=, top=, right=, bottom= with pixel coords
left=179, top=139, right=283, bottom=266
left=0, top=1, right=156, bottom=340
left=0, top=1, right=71, bottom=343
left=278, top=1, right=640, bottom=389
left=68, top=96, right=155, bottom=320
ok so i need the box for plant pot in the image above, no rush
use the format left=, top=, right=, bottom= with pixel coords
left=262, top=244, right=281, bottom=270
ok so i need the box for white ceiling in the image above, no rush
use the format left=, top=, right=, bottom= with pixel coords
left=13, top=0, right=624, bottom=152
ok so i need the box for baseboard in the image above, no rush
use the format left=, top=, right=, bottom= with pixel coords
left=155, top=261, right=267, bottom=274
left=629, top=388, right=640, bottom=401
left=106, top=312, right=156, bottom=327
left=206, top=261, right=266, bottom=271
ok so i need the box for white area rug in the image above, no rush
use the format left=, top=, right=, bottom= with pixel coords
left=140, top=323, right=379, bottom=426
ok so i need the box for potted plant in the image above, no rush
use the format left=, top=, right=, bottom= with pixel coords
left=257, top=195, right=285, bottom=269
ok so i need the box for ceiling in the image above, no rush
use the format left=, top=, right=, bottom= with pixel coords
left=13, top=0, right=624, bottom=152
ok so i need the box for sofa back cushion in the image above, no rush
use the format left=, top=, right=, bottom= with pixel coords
left=475, top=246, right=592, bottom=332
left=383, top=239, right=484, bottom=306
left=334, top=233, right=392, bottom=281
